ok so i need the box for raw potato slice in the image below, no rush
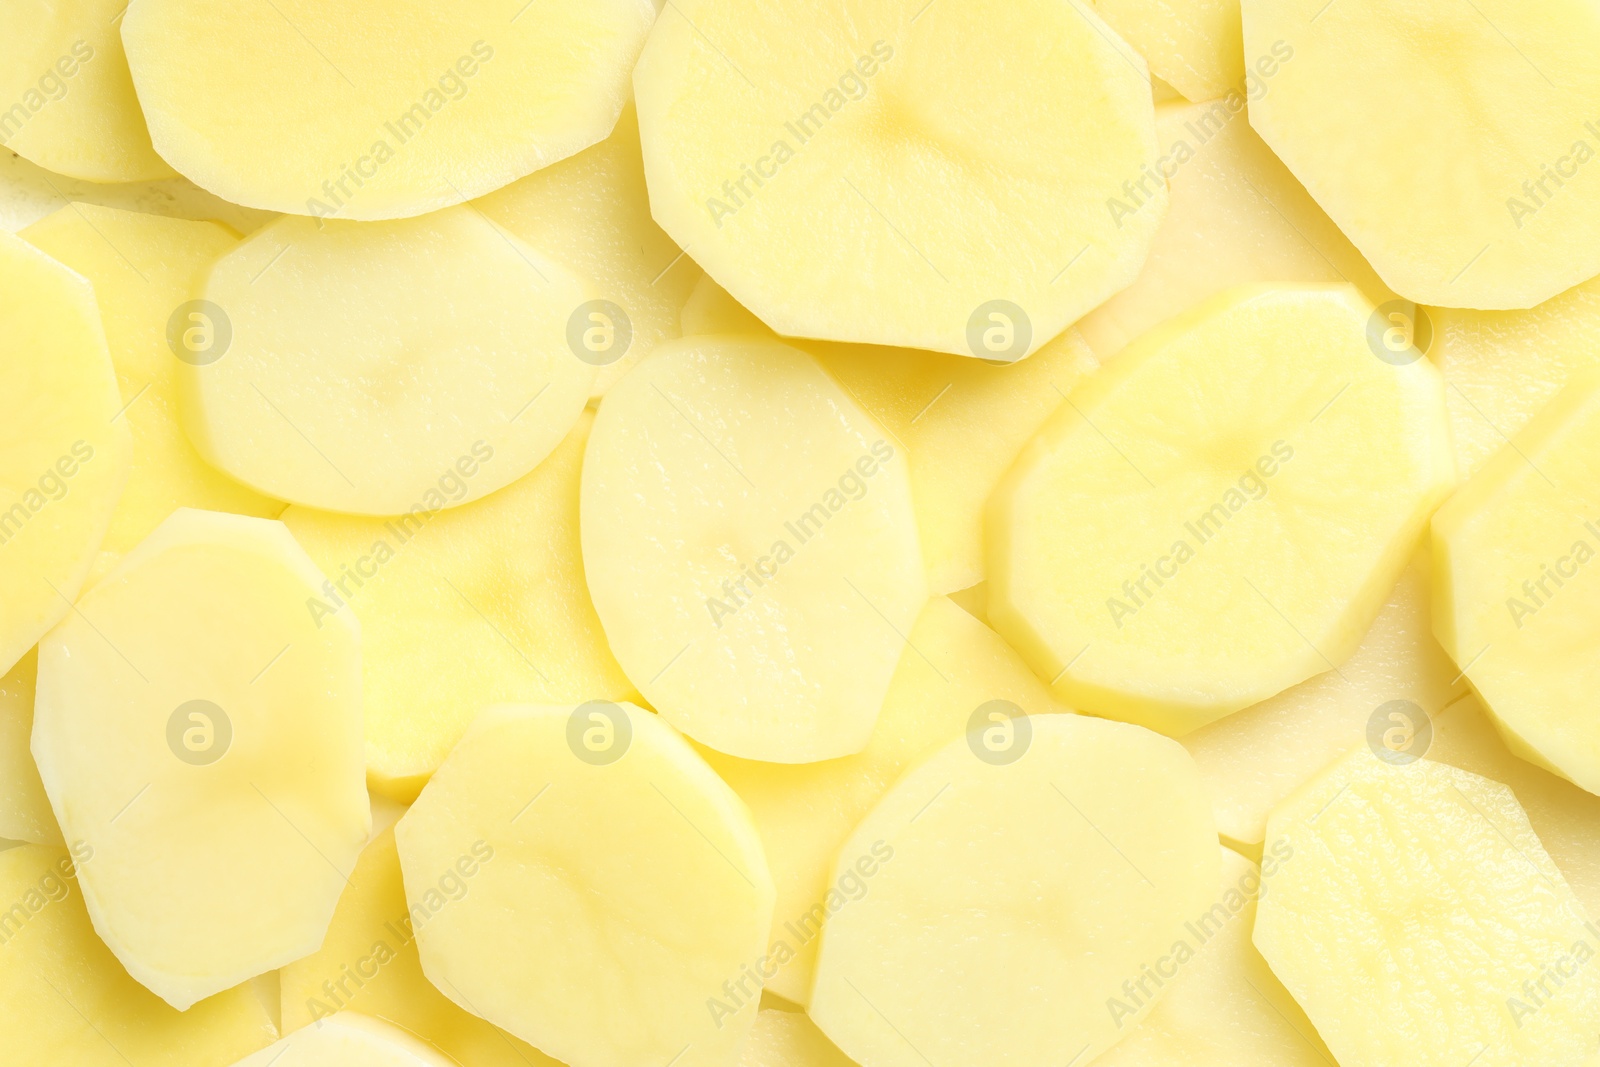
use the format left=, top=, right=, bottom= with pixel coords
left=0, top=231, right=131, bottom=677
left=811, top=714, right=1216, bottom=1067
left=1431, top=277, right=1600, bottom=478
left=180, top=209, right=595, bottom=515
left=32, top=509, right=369, bottom=1009
left=0, top=845, right=279, bottom=1065
left=282, top=413, right=636, bottom=801
left=395, top=703, right=774, bottom=1067
left=1084, top=0, right=1244, bottom=101
left=634, top=0, right=1164, bottom=357
left=740, top=1009, right=857, bottom=1067
left=1074, top=96, right=1394, bottom=363
left=988, top=285, right=1456, bottom=734
left=0, top=651, right=62, bottom=845
left=121, top=0, right=655, bottom=219
left=681, top=275, right=1100, bottom=592
left=1255, top=749, right=1600, bottom=1067
left=0, top=0, right=173, bottom=182
left=1432, top=373, right=1600, bottom=795
left=1092, top=847, right=1333, bottom=1067
left=20, top=204, right=283, bottom=580
left=0, top=150, right=276, bottom=235
left=475, top=103, right=702, bottom=397
left=1243, top=1, right=1600, bottom=309
left=1183, top=548, right=1466, bottom=846
left=582, top=336, right=925, bottom=762
left=231, top=1012, right=454, bottom=1067
left=280, top=827, right=559, bottom=1067
left=700, top=596, right=1074, bottom=1004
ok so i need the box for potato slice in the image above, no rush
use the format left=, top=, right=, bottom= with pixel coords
left=282, top=413, right=636, bottom=801
left=1183, top=548, right=1466, bottom=847
left=280, top=827, right=558, bottom=1067
left=0, top=651, right=61, bottom=846
left=988, top=285, right=1456, bottom=734
left=741, top=1009, right=857, bottom=1067
left=121, top=0, right=654, bottom=219
left=1083, top=0, right=1244, bottom=101
left=475, top=103, right=701, bottom=397
left=395, top=703, right=774, bottom=1067
left=231, top=1012, right=454, bottom=1067
left=0, top=0, right=173, bottom=182
left=1243, top=1, right=1600, bottom=309
left=1255, top=749, right=1600, bottom=1066
left=32, top=508, right=369, bottom=1009
left=635, top=0, right=1163, bottom=357
left=811, top=714, right=1216, bottom=1067
left=20, top=204, right=283, bottom=580
left=180, top=209, right=594, bottom=515
left=0, top=150, right=276, bottom=235
left=0, top=231, right=131, bottom=677
left=582, top=336, right=925, bottom=762
left=1433, top=372, right=1600, bottom=795
left=0, top=844, right=278, bottom=1065
left=680, top=275, right=1099, bottom=592
left=1093, top=846, right=1333, bottom=1066
left=1431, top=278, right=1600, bottom=478
left=701, top=596, right=1074, bottom=1004
left=1074, top=97, right=1393, bottom=363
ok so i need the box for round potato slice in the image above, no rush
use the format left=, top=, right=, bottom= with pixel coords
left=1255, top=749, right=1600, bottom=1067
left=988, top=285, right=1456, bottom=735
left=231, top=1012, right=455, bottom=1067
left=32, top=508, right=369, bottom=1010
left=582, top=336, right=926, bottom=762
left=634, top=0, right=1163, bottom=357
left=395, top=703, right=774, bottom=1067
left=810, top=713, right=1217, bottom=1067
left=180, top=209, right=595, bottom=515
left=1243, top=1, right=1600, bottom=309
left=121, top=0, right=655, bottom=219
left=0, top=231, right=131, bottom=677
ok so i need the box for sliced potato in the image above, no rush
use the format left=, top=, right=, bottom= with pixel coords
left=395, top=703, right=773, bottom=1067
left=0, top=230, right=131, bottom=676
left=0, top=0, right=173, bottom=181
left=1255, top=749, right=1600, bottom=1067
left=231, top=1012, right=454, bottom=1067
left=1433, top=372, right=1600, bottom=794
left=180, top=209, right=594, bottom=515
left=1084, top=0, right=1244, bottom=101
left=32, top=509, right=368, bottom=1009
left=0, top=651, right=61, bottom=845
left=741, top=1009, right=858, bottom=1067
left=121, top=0, right=655, bottom=219
left=0, top=844, right=278, bottom=1065
left=635, top=0, right=1163, bottom=356
left=1243, top=0, right=1600, bottom=309
left=810, top=714, right=1216, bottom=1067
left=701, top=595, right=1074, bottom=1004
left=582, top=336, right=925, bottom=762
left=282, top=413, right=636, bottom=801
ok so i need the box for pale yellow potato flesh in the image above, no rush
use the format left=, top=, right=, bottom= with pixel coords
left=281, top=413, right=637, bottom=801
left=581, top=336, right=925, bottom=762
left=1183, top=547, right=1467, bottom=846
left=635, top=0, right=1164, bottom=357
left=279, top=826, right=558, bottom=1067
left=395, top=703, right=774, bottom=1067
left=810, top=714, right=1217, bottom=1067
left=740, top=1009, right=858, bottom=1067
left=475, top=103, right=702, bottom=397
left=180, top=209, right=595, bottom=515
left=1074, top=96, right=1394, bottom=363
left=1432, top=372, right=1600, bottom=795
left=700, top=595, right=1074, bottom=1004
left=0, top=844, right=279, bottom=1065
left=20, top=204, right=283, bottom=582
left=1084, top=0, right=1244, bottom=102
left=0, top=0, right=173, bottom=182
left=1255, top=749, right=1600, bottom=1067
left=1243, top=0, right=1600, bottom=309
left=679, top=275, right=1100, bottom=592
left=121, top=0, right=656, bottom=219
left=0, top=230, right=131, bottom=677
left=989, top=285, right=1456, bottom=734
left=32, top=509, right=369, bottom=1009
left=0, top=651, right=62, bottom=846
left=0, top=150, right=276, bottom=234
left=231, top=1012, right=456, bottom=1067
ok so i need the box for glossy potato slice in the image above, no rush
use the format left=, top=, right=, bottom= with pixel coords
left=1084, top=0, right=1244, bottom=101
left=231, top=1012, right=455, bottom=1067
left=0, top=651, right=61, bottom=845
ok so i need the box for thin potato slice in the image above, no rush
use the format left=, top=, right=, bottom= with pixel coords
left=1084, top=0, right=1244, bottom=101
left=0, top=651, right=61, bottom=845
left=810, top=714, right=1216, bottom=1067
left=741, top=1009, right=858, bottom=1067
left=230, top=1012, right=455, bottom=1067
